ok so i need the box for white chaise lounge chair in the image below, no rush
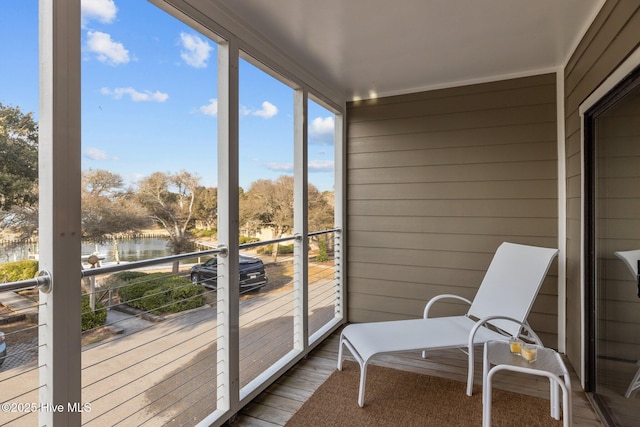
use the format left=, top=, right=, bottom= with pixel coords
left=337, top=242, right=559, bottom=407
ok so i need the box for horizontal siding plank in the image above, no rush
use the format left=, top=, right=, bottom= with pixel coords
left=347, top=277, right=559, bottom=309
left=347, top=231, right=558, bottom=253
left=348, top=216, right=557, bottom=237
left=349, top=84, right=556, bottom=122
left=348, top=104, right=555, bottom=139
left=348, top=247, right=491, bottom=270
left=348, top=199, right=557, bottom=218
left=349, top=160, right=557, bottom=184
left=352, top=73, right=556, bottom=107
left=348, top=263, right=485, bottom=289
left=348, top=123, right=557, bottom=153
left=349, top=141, right=557, bottom=169
left=348, top=180, right=557, bottom=200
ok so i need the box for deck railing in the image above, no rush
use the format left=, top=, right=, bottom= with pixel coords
left=0, top=229, right=343, bottom=426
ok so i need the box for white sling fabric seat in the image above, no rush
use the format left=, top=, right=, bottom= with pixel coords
left=338, top=242, right=559, bottom=407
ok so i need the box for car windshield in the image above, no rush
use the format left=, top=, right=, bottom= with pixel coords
left=239, top=255, right=259, bottom=264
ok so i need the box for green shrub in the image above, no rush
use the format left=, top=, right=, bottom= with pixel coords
left=316, top=239, right=329, bottom=262
left=257, top=243, right=294, bottom=255
left=0, top=260, right=39, bottom=282
left=194, top=229, right=217, bottom=238
left=140, top=286, right=170, bottom=314
left=111, top=271, right=148, bottom=282
left=166, top=283, right=206, bottom=313
left=81, top=295, right=107, bottom=331
left=279, top=243, right=294, bottom=254
left=117, top=272, right=205, bottom=314
left=239, top=235, right=260, bottom=245
left=117, top=276, right=157, bottom=305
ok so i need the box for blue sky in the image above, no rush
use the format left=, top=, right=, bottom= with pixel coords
left=0, top=0, right=336, bottom=192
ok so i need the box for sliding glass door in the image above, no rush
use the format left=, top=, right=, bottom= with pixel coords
left=586, top=68, right=640, bottom=427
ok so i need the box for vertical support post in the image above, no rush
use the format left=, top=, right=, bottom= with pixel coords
left=294, top=88, right=309, bottom=351
left=89, top=276, right=96, bottom=311
left=333, top=113, right=346, bottom=320
left=217, top=39, right=240, bottom=414
left=556, top=69, right=567, bottom=353
left=39, top=0, right=82, bottom=425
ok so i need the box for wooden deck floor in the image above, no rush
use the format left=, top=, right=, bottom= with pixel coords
left=233, top=330, right=604, bottom=426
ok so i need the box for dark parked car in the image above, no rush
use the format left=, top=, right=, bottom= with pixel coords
left=190, top=254, right=268, bottom=291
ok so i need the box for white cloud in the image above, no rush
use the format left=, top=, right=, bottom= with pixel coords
left=265, top=162, right=293, bottom=173
left=101, top=87, right=169, bottom=102
left=81, top=0, right=117, bottom=27
left=265, top=160, right=333, bottom=173
left=309, top=159, right=334, bottom=172
left=180, top=32, right=213, bottom=68
left=253, top=101, right=278, bottom=119
left=86, top=31, right=130, bottom=66
left=310, top=116, right=334, bottom=138
left=84, top=147, right=118, bottom=161
left=199, top=98, right=218, bottom=116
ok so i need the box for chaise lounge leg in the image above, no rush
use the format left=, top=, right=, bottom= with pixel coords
left=338, top=332, right=369, bottom=406
left=337, top=335, right=345, bottom=370
left=467, top=344, right=475, bottom=396
left=358, top=361, right=368, bottom=407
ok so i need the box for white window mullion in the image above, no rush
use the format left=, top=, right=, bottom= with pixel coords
left=38, top=0, right=83, bottom=425
left=334, top=113, right=346, bottom=320
left=294, top=88, right=309, bottom=351
left=215, top=38, right=240, bottom=416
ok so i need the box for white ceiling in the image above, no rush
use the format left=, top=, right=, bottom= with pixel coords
left=213, top=0, right=604, bottom=101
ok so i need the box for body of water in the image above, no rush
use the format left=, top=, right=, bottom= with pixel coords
left=0, top=238, right=173, bottom=264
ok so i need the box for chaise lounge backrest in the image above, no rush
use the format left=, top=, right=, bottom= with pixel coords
left=467, top=242, right=559, bottom=338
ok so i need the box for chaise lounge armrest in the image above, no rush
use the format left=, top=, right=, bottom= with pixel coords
left=424, top=294, right=472, bottom=318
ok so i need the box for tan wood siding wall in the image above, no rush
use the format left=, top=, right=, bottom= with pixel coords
left=346, top=74, right=559, bottom=346
left=564, top=0, right=640, bottom=377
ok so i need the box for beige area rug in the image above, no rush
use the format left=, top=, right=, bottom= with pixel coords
left=285, top=361, right=562, bottom=427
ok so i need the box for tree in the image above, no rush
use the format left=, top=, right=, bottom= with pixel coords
left=81, top=169, right=150, bottom=263
left=0, top=103, right=38, bottom=211
left=193, top=186, right=217, bottom=231
left=0, top=103, right=39, bottom=244
left=308, top=188, right=334, bottom=233
left=136, top=171, right=200, bottom=258
left=240, top=175, right=333, bottom=260
left=241, top=176, right=294, bottom=260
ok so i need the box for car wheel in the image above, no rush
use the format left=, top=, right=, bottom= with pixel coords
left=191, top=273, right=200, bottom=285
